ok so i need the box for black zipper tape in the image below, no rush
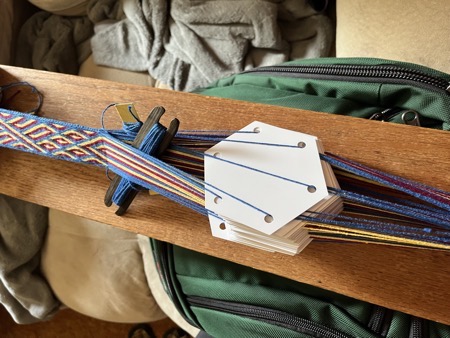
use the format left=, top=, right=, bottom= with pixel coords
left=188, top=296, right=353, bottom=338
left=244, top=64, right=450, bottom=95
left=152, top=241, right=200, bottom=328
left=409, top=317, right=426, bottom=338
left=368, top=305, right=393, bottom=337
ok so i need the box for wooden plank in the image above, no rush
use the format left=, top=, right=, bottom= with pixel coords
left=1, top=66, right=449, bottom=324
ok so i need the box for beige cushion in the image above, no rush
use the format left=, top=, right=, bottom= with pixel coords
left=336, top=0, right=450, bottom=74
left=139, top=235, right=201, bottom=337
left=79, top=55, right=174, bottom=89
left=41, top=210, right=166, bottom=323
left=27, top=0, right=89, bottom=16
left=79, top=55, right=157, bottom=87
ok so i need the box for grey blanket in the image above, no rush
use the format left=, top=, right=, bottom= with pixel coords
left=91, top=0, right=333, bottom=91
left=15, top=11, right=93, bottom=74
left=15, top=0, right=332, bottom=90
left=0, top=195, right=60, bottom=324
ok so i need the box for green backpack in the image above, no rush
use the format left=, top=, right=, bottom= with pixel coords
left=151, top=58, right=450, bottom=338
left=152, top=241, right=449, bottom=338
left=194, top=57, right=450, bottom=130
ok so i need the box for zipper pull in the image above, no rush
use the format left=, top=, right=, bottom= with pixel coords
left=401, top=110, right=421, bottom=126
left=369, top=107, right=403, bottom=121
left=369, top=107, right=421, bottom=126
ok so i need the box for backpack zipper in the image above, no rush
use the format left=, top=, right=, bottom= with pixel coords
left=369, top=108, right=421, bottom=126
left=188, top=296, right=353, bottom=338
left=409, top=317, right=425, bottom=338
left=368, top=305, right=393, bottom=337
left=152, top=241, right=200, bottom=328
left=244, top=64, right=450, bottom=95
left=153, top=242, right=180, bottom=308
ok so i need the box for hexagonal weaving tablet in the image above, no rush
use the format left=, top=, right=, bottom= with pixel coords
left=205, top=121, right=328, bottom=235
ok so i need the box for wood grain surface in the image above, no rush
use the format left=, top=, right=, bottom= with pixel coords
left=1, top=66, right=449, bottom=324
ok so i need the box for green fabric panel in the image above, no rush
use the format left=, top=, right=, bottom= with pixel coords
left=192, top=306, right=380, bottom=338
left=174, top=246, right=373, bottom=328
left=429, top=322, right=450, bottom=338
left=173, top=245, right=365, bottom=304
left=192, top=307, right=311, bottom=338
left=180, top=276, right=379, bottom=338
left=196, top=78, right=383, bottom=117
left=378, top=83, right=449, bottom=129
left=194, top=57, right=450, bottom=130
left=172, top=237, right=450, bottom=337
left=385, top=312, right=411, bottom=338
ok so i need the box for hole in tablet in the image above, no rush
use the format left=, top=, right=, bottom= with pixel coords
left=307, top=185, right=316, bottom=193
left=264, top=214, right=273, bottom=223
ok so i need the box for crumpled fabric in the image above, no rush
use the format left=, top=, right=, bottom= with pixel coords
left=14, top=0, right=332, bottom=90
left=0, top=194, right=60, bottom=324
left=87, top=0, right=123, bottom=23
left=15, top=11, right=93, bottom=74
left=91, top=0, right=333, bottom=91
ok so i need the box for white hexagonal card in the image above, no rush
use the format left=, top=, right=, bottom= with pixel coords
left=205, top=121, right=330, bottom=236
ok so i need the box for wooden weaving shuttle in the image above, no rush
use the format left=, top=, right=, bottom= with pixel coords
left=104, top=105, right=180, bottom=215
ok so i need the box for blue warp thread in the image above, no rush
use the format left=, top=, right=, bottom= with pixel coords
left=111, top=122, right=166, bottom=206
left=123, top=121, right=143, bottom=133
left=2, top=103, right=449, bottom=246
left=322, top=153, right=450, bottom=212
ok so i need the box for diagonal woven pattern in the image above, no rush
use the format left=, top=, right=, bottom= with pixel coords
left=0, top=109, right=205, bottom=212
left=0, top=111, right=104, bottom=166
